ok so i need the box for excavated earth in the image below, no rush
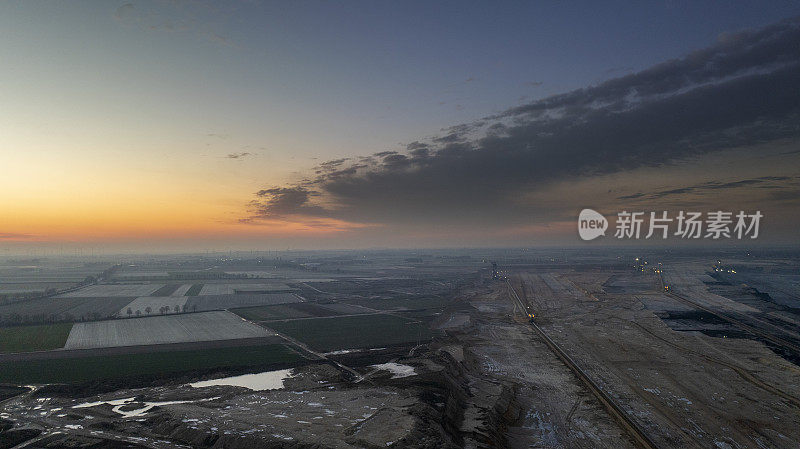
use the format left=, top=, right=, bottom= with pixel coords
left=0, top=283, right=635, bottom=449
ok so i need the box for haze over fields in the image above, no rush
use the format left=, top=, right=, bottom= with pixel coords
left=2, top=2, right=800, bottom=252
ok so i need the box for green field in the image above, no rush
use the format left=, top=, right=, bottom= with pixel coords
left=348, top=296, right=454, bottom=311
left=234, top=304, right=312, bottom=321
left=0, top=343, right=303, bottom=384
left=0, top=297, right=136, bottom=325
left=267, top=314, right=433, bottom=352
left=233, top=302, right=343, bottom=321
left=185, top=284, right=204, bottom=296
left=0, top=323, right=73, bottom=353
left=150, top=283, right=181, bottom=297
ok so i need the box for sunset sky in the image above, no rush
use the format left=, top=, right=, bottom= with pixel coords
left=2, top=1, right=800, bottom=252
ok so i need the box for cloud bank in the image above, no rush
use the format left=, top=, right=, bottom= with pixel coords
left=245, top=18, right=800, bottom=231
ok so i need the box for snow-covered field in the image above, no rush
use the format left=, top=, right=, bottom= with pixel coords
left=190, top=369, right=294, bottom=391
left=370, top=363, right=416, bottom=378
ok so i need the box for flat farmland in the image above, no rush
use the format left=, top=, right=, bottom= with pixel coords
left=184, top=293, right=301, bottom=312
left=56, top=283, right=164, bottom=298
left=0, top=297, right=136, bottom=324
left=289, top=302, right=348, bottom=317
left=149, top=283, right=182, bottom=296
left=233, top=304, right=316, bottom=321
left=112, top=271, right=169, bottom=280
left=223, top=270, right=282, bottom=278
left=267, top=314, right=433, bottom=352
left=54, top=297, right=138, bottom=320
left=171, top=284, right=193, bottom=296
left=198, top=283, right=294, bottom=295
left=0, top=262, right=102, bottom=285
left=0, top=343, right=302, bottom=384
left=0, top=282, right=76, bottom=294
left=347, top=296, right=454, bottom=311
left=185, top=284, right=203, bottom=296
left=232, top=302, right=366, bottom=322
left=315, top=303, right=373, bottom=314
left=118, top=296, right=188, bottom=316
left=0, top=323, right=73, bottom=353
left=64, top=311, right=272, bottom=349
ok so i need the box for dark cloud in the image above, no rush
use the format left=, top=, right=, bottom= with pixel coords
left=244, top=187, right=329, bottom=221
left=618, top=176, right=796, bottom=200
left=225, top=152, right=252, bottom=159
left=602, top=67, right=634, bottom=75
left=113, top=1, right=233, bottom=46
left=318, top=158, right=349, bottom=169
left=373, top=151, right=397, bottom=158
left=246, top=18, right=800, bottom=227
left=766, top=188, right=800, bottom=202
left=114, top=3, right=135, bottom=21
left=431, top=132, right=463, bottom=144
left=409, top=147, right=430, bottom=159
left=314, top=158, right=350, bottom=174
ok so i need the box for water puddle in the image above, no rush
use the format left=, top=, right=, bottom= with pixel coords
left=189, top=368, right=294, bottom=391
left=370, top=362, right=416, bottom=378
left=74, top=397, right=135, bottom=409
left=113, top=399, right=196, bottom=418
left=73, top=396, right=219, bottom=418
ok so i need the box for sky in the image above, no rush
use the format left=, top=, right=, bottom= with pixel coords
left=1, top=1, right=800, bottom=253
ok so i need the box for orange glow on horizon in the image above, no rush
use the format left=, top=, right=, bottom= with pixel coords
left=0, top=214, right=374, bottom=243
left=0, top=180, right=373, bottom=242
